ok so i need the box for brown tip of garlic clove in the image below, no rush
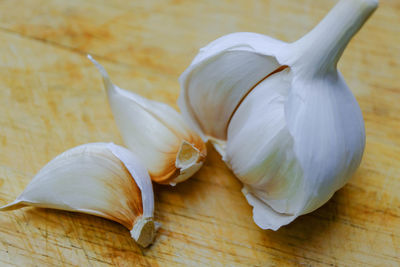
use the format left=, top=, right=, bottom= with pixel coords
left=149, top=138, right=206, bottom=185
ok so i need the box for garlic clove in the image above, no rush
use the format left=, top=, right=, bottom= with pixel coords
left=0, top=143, right=157, bottom=247
left=178, top=33, right=285, bottom=145
left=88, top=56, right=206, bottom=185
left=226, top=68, right=305, bottom=219
left=179, top=0, right=377, bottom=230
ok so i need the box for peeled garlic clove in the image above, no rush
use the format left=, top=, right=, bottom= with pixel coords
left=0, top=143, right=156, bottom=247
left=180, top=0, right=377, bottom=230
left=88, top=56, right=206, bottom=185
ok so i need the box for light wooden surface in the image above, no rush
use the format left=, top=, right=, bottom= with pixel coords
left=0, top=0, right=399, bottom=266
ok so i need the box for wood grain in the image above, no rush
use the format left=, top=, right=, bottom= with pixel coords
left=0, top=0, right=399, bottom=266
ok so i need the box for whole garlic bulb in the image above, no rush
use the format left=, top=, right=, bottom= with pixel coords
left=89, top=56, right=207, bottom=185
left=0, top=143, right=157, bottom=247
left=179, top=0, right=377, bottom=229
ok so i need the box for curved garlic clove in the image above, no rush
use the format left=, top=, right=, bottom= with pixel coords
left=0, top=143, right=157, bottom=247
left=180, top=0, right=377, bottom=230
left=226, top=69, right=305, bottom=229
left=88, top=56, right=206, bottom=185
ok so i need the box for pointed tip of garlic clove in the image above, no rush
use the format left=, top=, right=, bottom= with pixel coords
left=130, top=216, right=156, bottom=247
left=87, top=54, right=105, bottom=77
left=87, top=53, right=94, bottom=61
left=88, top=55, right=116, bottom=95
left=0, top=200, right=27, bottom=211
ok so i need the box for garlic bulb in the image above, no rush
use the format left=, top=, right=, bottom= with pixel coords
left=0, top=143, right=157, bottom=247
left=88, top=56, right=206, bottom=185
left=179, top=0, right=377, bottom=229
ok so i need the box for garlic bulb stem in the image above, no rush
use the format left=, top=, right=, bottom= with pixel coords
left=286, top=0, right=378, bottom=75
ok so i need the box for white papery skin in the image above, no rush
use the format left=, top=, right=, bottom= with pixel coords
left=179, top=35, right=283, bottom=151
left=179, top=0, right=376, bottom=230
left=0, top=143, right=157, bottom=247
left=89, top=56, right=206, bottom=185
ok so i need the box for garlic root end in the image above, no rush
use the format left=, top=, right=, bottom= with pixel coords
left=176, top=140, right=200, bottom=169
left=172, top=140, right=205, bottom=184
left=130, top=216, right=156, bottom=247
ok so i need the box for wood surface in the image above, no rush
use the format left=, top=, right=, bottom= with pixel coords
left=0, top=0, right=399, bottom=266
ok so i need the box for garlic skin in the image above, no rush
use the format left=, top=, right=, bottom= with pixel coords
left=179, top=0, right=377, bottom=230
left=89, top=56, right=206, bottom=185
left=0, top=143, right=157, bottom=247
left=179, top=34, right=283, bottom=153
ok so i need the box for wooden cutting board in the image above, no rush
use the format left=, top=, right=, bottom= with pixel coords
left=0, top=0, right=399, bottom=266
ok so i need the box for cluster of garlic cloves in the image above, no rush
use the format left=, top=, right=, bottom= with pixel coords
left=0, top=52, right=207, bottom=247
left=0, top=56, right=208, bottom=248
left=0, top=143, right=156, bottom=247
left=179, top=0, right=377, bottom=230
left=88, top=55, right=207, bottom=186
